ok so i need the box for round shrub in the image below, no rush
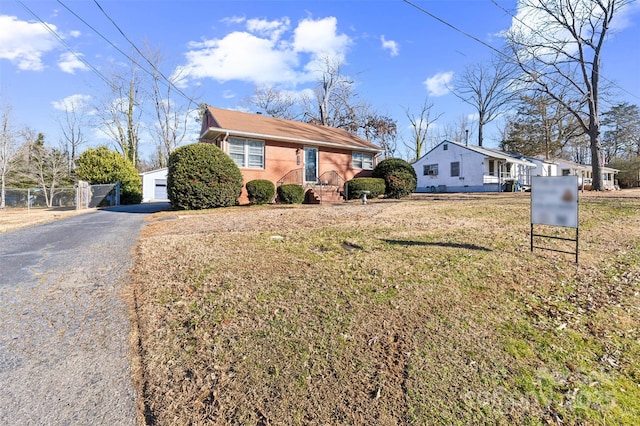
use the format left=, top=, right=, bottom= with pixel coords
left=277, top=184, right=304, bottom=204
left=167, top=143, right=243, bottom=210
left=345, top=177, right=385, bottom=200
left=372, top=158, right=417, bottom=199
left=246, top=179, right=275, bottom=204
left=76, top=146, right=142, bottom=204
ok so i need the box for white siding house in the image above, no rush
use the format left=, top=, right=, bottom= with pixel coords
left=140, top=168, right=169, bottom=202
left=413, top=140, right=537, bottom=193
left=552, top=159, right=618, bottom=190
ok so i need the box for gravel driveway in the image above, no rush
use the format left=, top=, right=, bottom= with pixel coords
left=0, top=203, right=168, bottom=425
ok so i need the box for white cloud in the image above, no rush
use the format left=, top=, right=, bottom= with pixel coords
left=380, top=35, right=399, bottom=56
left=69, top=30, right=81, bottom=38
left=176, top=31, right=299, bottom=85
left=222, top=90, right=235, bottom=99
left=467, top=113, right=479, bottom=122
left=175, top=16, right=352, bottom=87
left=424, top=71, right=454, bottom=97
left=246, top=17, right=290, bottom=40
left=0, top=15, right=58, bottom=71
left=51, top=93, right=91, bottom=111
left=58, top=51, right=88, bottom=74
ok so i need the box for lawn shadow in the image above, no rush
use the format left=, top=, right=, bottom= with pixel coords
left=382, top=239, right=492, bottom=252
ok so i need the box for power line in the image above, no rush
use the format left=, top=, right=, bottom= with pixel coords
left=54, top=0, right=195, bottom=105
left=14, top=0, right=114, bottom=89
left=91, top=0, right=195, bottom=105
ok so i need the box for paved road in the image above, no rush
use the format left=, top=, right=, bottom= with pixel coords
left=0, top=203, right=169, bottom=425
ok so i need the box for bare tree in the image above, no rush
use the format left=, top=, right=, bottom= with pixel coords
left=361, top=113, right=398, bottom=159
left=506, top=0, right=631, bottom=190
left=452, top=58, right=517, bottom=147
left=0, top=104, right=21, bottom=208
left=145, top=46, right=198, bottom=168
left=21, top=129, right=68, bottom=208
left=301, top=56, right=366, bottom=133
left=246, top=86, right=301, bottom=120
left=96, top=60, right=143, bottom=168
left=437, top=114, right=474, bottom=144
left=56, top=96, right=88, bottom=172
left=402, top=98, right=443, bottom=162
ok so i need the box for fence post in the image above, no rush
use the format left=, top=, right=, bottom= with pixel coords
left=27, top=188, right=30, bottom=213
left=115, top=182, right=121, bottom=206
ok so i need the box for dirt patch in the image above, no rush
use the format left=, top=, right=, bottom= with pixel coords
left=129, top=190, right=640, bottom=424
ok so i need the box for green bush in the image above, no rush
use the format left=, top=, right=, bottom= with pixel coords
left=246, top=179, right=275, bottom=204
left=345, top=177, right=386, bottom=200
left=167, top=143, right=243, bottom=210
left=76, top=146, right=142, bottom=204
left=372, top=158, right=417, bottom=199
left=277, top=184, right=304, bottom=204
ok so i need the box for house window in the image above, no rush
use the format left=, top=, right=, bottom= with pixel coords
left=352, top=152, right=374, bottom=170
left=562, top=169, right=571, bottom=176
left=451, top=161, right=460, bottom=177
left=443, top=144, right=448, bottom=151
left=489, top=160, right=495, bottom=176
left=423, top=164, right=438, bottom=176
left=228, top=137, right=264, bottom=169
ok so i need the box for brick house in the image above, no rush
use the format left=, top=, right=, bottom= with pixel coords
left=199, top=106, right=382, bottom=204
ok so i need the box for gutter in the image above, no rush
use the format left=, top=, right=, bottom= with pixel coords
left=200, top=127, right=381, bottom=153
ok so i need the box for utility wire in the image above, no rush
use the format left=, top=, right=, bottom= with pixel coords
left=54, top=0, right=195, bottom=105
left=14, top=0, right=114, bottom=89
left=91, top=0, right=194, bottom=105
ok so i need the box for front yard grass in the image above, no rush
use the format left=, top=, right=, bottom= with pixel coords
left=129, top=191, right=640, bottom=425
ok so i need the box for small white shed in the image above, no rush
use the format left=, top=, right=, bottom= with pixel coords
left=140, top=168, right=168, bottom=202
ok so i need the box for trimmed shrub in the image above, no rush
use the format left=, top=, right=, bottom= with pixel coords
left=372, top=158, right=417, bottom=199
left=167, top=143, right=243, bottom=210
left=246, top=179, right=275, bottom=204
left=345, top=177, right=386, bottom=200
left=76, top=146, right=142, bottom=204
left=277, top=184, right=304, bottom=204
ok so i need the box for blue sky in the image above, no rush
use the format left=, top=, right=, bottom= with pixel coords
left=1, top=0, right=639, bottom=161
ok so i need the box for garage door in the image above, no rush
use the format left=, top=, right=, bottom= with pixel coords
left=154, top=179, right=167, bottom=200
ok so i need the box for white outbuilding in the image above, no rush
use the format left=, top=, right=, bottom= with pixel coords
left=140, top=168, right=168, bottom=202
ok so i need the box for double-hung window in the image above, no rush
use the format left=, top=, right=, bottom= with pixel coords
left=451, top=161, right=460, bottom=177
left=352, top=152, right=374, bottom=170
left=228, top=137, right=264, bottom=169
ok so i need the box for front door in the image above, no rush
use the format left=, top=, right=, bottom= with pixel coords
left=304, top=147, right=318, bottom=183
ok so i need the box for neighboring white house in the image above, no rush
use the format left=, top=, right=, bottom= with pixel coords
left=525, top=156, right=558, bottom=178
left=413, top=140, right=537, bottom=193
left=552, top=159, right=618, bottom=190
left=140, top=168, right=168, bottom=202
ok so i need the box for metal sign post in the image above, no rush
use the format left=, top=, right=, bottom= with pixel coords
left=530, top=176, right=579, bottom=263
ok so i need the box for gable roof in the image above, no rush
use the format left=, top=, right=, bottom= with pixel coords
left=421, top=140, right=536, bottom=167
left=200, top=106, right=381, bottom=153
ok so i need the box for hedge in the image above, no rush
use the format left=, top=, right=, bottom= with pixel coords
left=277, top=184, right=305, bottom=204
left=246, top=179, right=276, bottom=204
left=345, top=177, right=386, bottom=200
left=167, top=143, right=243, bottom=210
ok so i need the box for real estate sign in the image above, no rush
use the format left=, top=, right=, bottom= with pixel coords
left=531, top=176, right=578, bottom=228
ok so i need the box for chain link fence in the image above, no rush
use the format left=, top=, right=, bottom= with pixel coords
left=1, top=182, right=120, bottom=211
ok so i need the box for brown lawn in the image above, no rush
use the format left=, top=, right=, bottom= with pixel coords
left=127, top=190, right=640, bottom=424
left=4, top=191, right=638, bottom=424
